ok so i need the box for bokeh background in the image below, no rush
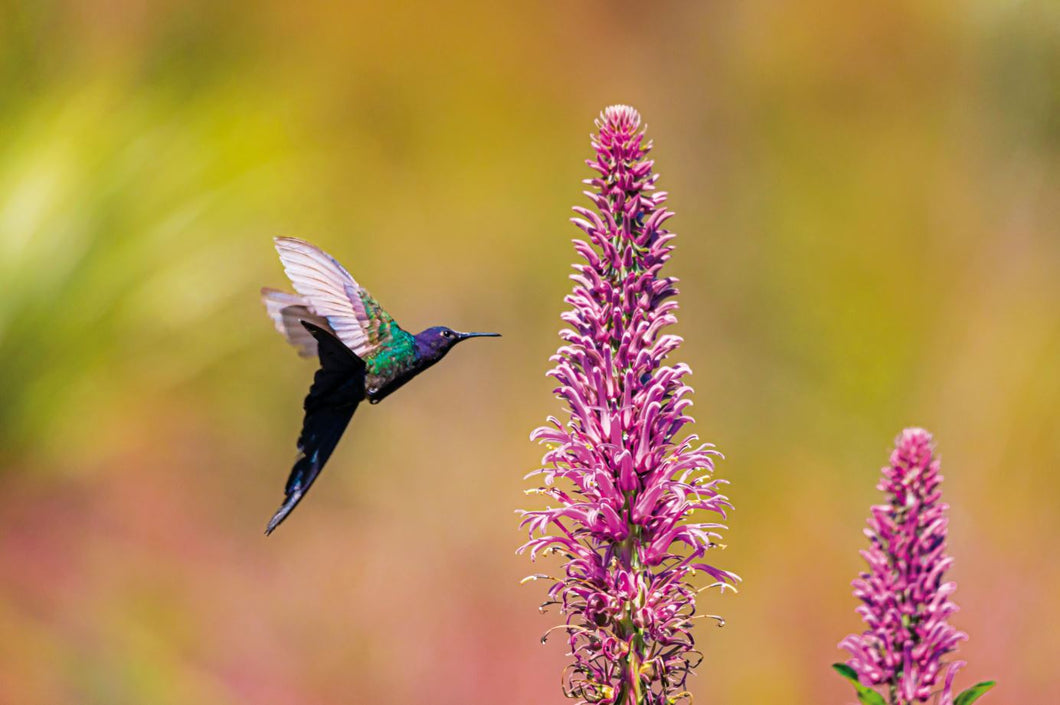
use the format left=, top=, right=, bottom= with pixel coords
left=1, top=1, right=1057, bottom=703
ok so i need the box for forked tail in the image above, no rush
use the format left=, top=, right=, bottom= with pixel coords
left=266, top=321, right=366, bottom=535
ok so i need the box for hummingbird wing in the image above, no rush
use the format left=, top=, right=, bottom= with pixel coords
left=272, top=237, right=400, bottom=358
left=265, top=321, right=367, bottom=535
left=261, top=288, right=333, bottom=358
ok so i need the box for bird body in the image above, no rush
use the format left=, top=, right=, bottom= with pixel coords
left=261, top=237, right=498, bottom=534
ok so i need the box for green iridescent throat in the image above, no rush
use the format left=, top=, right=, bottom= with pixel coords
left=364, top=322, right=417, bottom=377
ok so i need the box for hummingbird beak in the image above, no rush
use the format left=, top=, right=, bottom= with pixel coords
left=457, top=331, right=501, bottom=340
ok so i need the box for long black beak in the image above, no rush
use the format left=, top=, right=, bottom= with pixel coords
left=457, top=331, right=501, bottom=340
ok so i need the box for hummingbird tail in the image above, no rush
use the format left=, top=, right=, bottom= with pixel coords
left=265, top=491, right=304, bottom=535
left=264, top=321, right=366, bottom=536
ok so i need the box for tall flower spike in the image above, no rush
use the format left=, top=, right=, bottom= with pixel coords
left=519, top=105, right=738, bottom=705
left=834, top=428, right=995, bottom=705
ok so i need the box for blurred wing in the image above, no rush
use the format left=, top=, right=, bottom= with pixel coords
left=272, top=237, right=398, bottom=357
left=261, top=288, right=332, bottom=358
left=265, top=322, right=367, bottom=535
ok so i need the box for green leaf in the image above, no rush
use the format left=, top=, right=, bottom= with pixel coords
left=832, top=663, right=860, bottom=682
left=831, top=664, right=887, bottom=705
left=856, top=689, right=888, bottom=705
left=954, top=681, right=996, bottom=705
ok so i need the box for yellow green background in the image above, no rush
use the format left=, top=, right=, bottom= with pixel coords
left=1, top=2, right=1056, bottom=703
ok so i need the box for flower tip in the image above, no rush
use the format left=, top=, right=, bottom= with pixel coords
left=894, top=426, right=936, bottom=466
left=600, top=104, right=642, bottom=130
left=898, top=426, right=933, bottom=446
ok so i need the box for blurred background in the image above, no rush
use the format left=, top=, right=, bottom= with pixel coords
left=1, top=1, right=1057, bottom=703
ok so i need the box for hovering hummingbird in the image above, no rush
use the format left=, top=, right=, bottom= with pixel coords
left=261, top=237, right=499, bottom=535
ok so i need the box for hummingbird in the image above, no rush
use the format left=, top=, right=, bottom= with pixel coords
left=260, top=236, right=499, bottom=535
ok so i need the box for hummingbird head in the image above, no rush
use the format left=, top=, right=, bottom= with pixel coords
left=416, top=326, right=501, bottom=363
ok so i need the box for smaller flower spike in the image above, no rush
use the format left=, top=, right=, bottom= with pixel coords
left=835, top=429, right=995, bottom=705
left=520, top=106, right=737, bottom=705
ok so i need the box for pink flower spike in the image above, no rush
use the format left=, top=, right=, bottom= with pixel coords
left=837, top=429, right=994, bottom=704
left=519, top=106, right=738, bottom=705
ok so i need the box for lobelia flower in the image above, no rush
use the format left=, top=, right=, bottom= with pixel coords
left=519, top=105, right=738, bottom=705
left=834, top=428, right=995, bottom=705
